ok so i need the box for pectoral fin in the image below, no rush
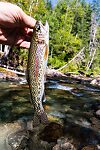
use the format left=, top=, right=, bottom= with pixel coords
left=44, top=45, right=49, bottom=61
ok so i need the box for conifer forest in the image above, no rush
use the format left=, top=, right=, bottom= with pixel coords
left=1, top=0, right=100, bottom=75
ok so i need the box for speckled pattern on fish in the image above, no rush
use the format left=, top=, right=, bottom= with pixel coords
left=27, top=21, right=49, bottom=126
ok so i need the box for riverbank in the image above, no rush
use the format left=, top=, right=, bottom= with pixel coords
left=0, top=67, right=100, bottom=87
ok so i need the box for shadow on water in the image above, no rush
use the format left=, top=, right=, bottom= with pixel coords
left=0, top=80, right=100, bottom=149
left=0, top=82, right=34, bottom=123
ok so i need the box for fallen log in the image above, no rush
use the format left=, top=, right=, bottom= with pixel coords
left=46, top=68, right=67, bottom=78
left=0, top=65, right=67, bottom=78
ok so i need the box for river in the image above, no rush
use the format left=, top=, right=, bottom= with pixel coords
left=0, top=79, right=100, bottom=150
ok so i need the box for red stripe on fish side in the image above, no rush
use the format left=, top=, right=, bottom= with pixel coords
left=35, top=56, right=39, bottom=80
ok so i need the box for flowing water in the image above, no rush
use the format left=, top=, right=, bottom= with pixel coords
left=0, top=79, right=100, bottom=150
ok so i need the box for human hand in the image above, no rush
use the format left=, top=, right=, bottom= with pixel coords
left=0, top=2, right=37, bottom=48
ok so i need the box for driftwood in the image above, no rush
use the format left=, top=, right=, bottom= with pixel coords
left=86, top=12, right=98, bottom=72
left=0, top=65, right=25, bottom=76
left=4, top=68, right=25, bottom=76
left=57, top=47, right=85, bottom=71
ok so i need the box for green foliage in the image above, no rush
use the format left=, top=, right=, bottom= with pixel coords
left=49, top=56, right=66, bottom=69
left=62, top=63, right=79, bottom=74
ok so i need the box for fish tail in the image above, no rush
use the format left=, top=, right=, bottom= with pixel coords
left=33, top=111, right=49, bottom=126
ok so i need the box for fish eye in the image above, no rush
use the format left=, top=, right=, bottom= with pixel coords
left=35, top=21, right=41, bottom=31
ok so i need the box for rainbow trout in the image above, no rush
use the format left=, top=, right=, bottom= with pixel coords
left=27, top=21, right=49, bottom=126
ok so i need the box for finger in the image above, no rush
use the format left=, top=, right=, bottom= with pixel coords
left=15, top=34, right=31, bottom=48
left=0, top=35, right=8, bottom=45
left=0, top=27, right=31, bottom=48
left=26, top=28, right=33, bottom=36
left=19, top=41, right=30, bottom=48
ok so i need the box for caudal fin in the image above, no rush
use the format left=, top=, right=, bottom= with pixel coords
left=33, top=111, right=49, bottom=126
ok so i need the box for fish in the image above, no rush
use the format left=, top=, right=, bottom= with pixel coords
left=27, top=21, right=49, bottom=126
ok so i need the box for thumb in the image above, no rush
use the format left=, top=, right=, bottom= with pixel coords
left=21, top=11, right=37, bottom=28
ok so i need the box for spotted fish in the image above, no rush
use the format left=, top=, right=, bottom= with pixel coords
left=27, top=21, right=49, bottom=126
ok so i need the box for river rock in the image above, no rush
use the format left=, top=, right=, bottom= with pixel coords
left=95, top=110, right=100, bottom=119
left=90, top=117, right=100, bottom=130
left=0, top=71, right=19, bottom=82
left=7, top=130, right=29, bottom=150
left=90, top=79, right=97, bottom=85
left=52, top=142, right=75, bottom=150
left=53, top=137, right=76, bottom=150
left=90, top=79, right=100, bottom=86
left=81, top=145, right=98, bottom=150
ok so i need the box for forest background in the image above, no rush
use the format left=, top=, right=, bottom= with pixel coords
left=1, top=0, right=100, bottom=75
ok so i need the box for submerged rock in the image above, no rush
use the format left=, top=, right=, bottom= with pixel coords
left=53, top=142, right=76, bottom=150
left=81, top=145, right=98, bottom=150
left=27, top=122, right=64, bottom=150
left=90, top=117, right=100, bottom=130
left=95, top=110, right=100, bottom=119
left=39, top=122, right=64, bottom=143
left=52, top=137, right=76, bottom=150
